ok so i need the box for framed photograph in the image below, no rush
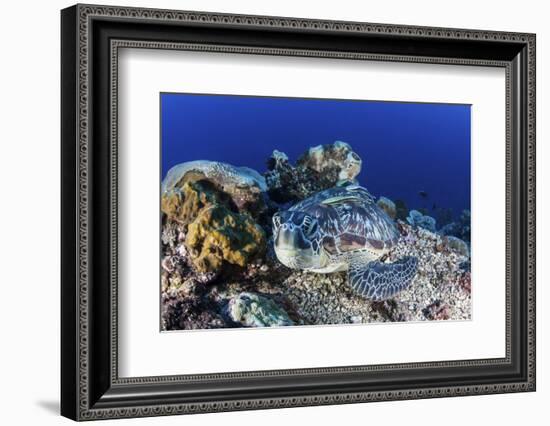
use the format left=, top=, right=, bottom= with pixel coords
left=61, top=4, right=536, bottom=421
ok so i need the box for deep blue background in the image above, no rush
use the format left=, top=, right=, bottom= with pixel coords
left=161, top=93, right=471, bottom=218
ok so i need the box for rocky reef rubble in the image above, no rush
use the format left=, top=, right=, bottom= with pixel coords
left=161, top=142, right=472, bottom=330
left=397, top=204, right=471, bottom=245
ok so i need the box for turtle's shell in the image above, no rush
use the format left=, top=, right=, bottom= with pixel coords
left=289, top=185, right=399, bottom=257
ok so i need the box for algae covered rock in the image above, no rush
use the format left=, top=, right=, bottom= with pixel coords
left=185, top=205, right=266, bottom=273
left=297, top=140, right=362, bottom=183
left=377, top=196, right=397, bottom=219
left=265, top=141, right=363, bottom=203
left=228, top=292, right=294, bottom=327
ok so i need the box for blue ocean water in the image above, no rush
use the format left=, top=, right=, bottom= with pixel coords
left=161, top=93, right=471, bottom=219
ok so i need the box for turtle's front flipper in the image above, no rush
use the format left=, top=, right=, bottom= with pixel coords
left=348, top=256, right=418, bottom=301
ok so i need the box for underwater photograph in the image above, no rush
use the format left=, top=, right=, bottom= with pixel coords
left=160, top=93, right=472, bottom=330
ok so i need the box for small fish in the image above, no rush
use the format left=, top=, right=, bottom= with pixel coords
left=418, top=191, right=429, bottom=199
left=432, top=203, right=437, bottom=211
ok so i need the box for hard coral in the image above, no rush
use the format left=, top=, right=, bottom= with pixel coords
left=227, top=292, right=294, bottom=327
left=185, top=205, right=266, bottom=273
left=264, top=141, right=363, bottom=203
left=407, top=209, right=437, bottom=232
left=297, top=140, right=362, bottom=183
left=161, top=178, right=267, bottom=274
left=162, top=160, right=267, bottom=217
left=443, top=235, right=470, bottom=257
left=161, top=180, right=225, bottom=224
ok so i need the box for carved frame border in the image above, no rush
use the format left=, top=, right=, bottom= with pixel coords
left=62, top=3, right=535, bottom=421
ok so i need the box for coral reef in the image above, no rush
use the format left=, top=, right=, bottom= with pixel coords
left=443, top=235, right=470, bottom=257
left=406, top=209, right=437, bottom=232
left=439, top=209, right=471, bottom=242
left=227, top=292, right=294, bottom=327
left=252, top=222, right=470, bottom=324
left=435, top=207, right=454, bottom=228
left=160, top=143, right=471, bottom=330
left=264, top=141, right=362, bottom=203
left=376, top=196, right=397, bottom=219
left=161, top=220, right=471, bottom=329
left=161, top=175, right=266, bottom=274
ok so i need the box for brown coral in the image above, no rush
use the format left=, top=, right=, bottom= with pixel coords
left=161, top=180, right=227, bottom=224
left=161, top=179, right=267, bottom=274
left=185, top=205, right=266, bottom=273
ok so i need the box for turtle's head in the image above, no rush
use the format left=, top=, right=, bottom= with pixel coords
left=272, top=211, right=323, bottom=269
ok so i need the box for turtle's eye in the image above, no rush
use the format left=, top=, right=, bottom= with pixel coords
left=272, top=213, right=282, bottom=228
left=303, top=216, right=318, bottom=237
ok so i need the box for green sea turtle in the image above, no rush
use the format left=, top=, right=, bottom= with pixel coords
left=272, top=185, right=418, bottom=301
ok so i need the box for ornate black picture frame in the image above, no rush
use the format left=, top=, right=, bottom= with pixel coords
left=61, top=4, right=536, bottom=421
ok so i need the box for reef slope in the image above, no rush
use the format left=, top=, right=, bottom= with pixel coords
left=161, top=142, right=471, bottom=330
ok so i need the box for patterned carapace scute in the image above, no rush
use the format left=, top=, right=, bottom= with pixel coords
left=289, top=185, right=398, bottom=256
